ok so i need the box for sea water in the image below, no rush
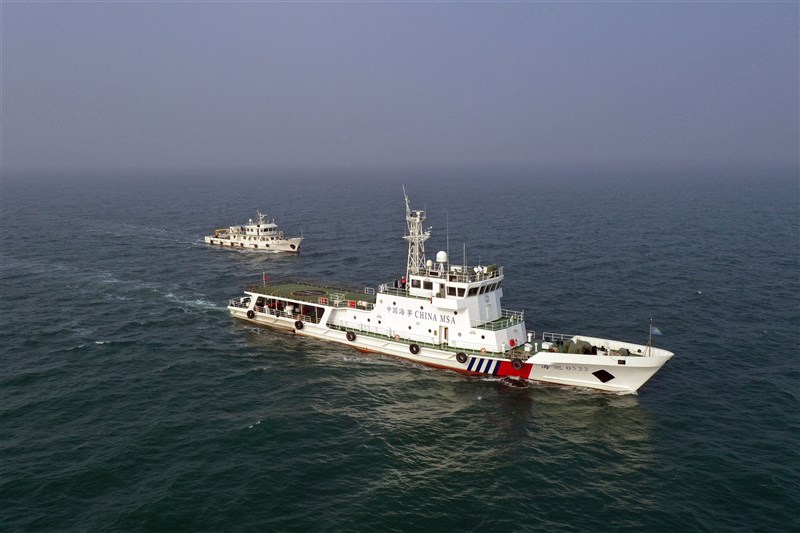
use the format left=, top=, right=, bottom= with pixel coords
left=1, top=168, right=798, bottom=530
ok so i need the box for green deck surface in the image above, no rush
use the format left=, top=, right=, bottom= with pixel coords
left=245, top=282, right=376, bottom=305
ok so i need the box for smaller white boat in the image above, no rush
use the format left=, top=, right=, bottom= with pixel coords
left=205, top=211, right=303, bottom=253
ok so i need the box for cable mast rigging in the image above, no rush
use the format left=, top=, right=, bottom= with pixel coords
left=402, top=186, right=431, bottom=280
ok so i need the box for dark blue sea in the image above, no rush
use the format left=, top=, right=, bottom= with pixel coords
left=1, top=168, right=798, bottom=531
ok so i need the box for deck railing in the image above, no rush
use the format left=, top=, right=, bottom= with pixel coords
left=254, top=306, right=321, bottom=324
left=474, top=309, right=525, bottom=330
left=542, top=331, right=575, bottom=342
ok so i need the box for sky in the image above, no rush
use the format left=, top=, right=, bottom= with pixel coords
left=2, top=2, right=798, bottom=177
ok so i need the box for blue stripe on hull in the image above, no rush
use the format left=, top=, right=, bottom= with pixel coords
left=467, top=357, right=501, bottom=376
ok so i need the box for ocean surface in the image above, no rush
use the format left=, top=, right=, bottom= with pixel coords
left=1, top=168, right=798, bottom=531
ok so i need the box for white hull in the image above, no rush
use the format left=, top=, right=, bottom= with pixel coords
left=204, top=235, right=303, bottom=253
left=229, top=304, right=671, bottom=393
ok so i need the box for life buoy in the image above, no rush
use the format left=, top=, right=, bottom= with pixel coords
left=480, top=348, right=487, bottom=355
left=409, top=344, right=420, bottom=355
left=295, top=320, right=304, bottom=330
left=509, top=339, right=516, bottom=347
left=346, top=331, right=356, bottom=342
left=394, top=335, right=400, bottom=341
left=456, top=352, right=468, bottom=364
left=246, top=310, right=255, bottom=319
left=512, top=359, right=523, bottom=370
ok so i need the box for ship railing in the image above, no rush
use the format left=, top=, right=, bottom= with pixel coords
left=229, top=300, right=248, bottom=309
left=377, top=284, right=431, bottom=301
left=254, top=305, right=321, bottom=324
left=443, top=265, right=503, bottom=284
left=474, top=309, right=525, bottom=330
left=380, top=286, right=409, bottom=297
left=319, top=295, right=374, bottom=310
left=329, top=320, right=394, bottom=338
left=542, top=331, right=575, bottom=342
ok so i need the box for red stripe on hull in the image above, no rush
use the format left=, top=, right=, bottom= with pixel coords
left=495, top=361, right=534, bottom=379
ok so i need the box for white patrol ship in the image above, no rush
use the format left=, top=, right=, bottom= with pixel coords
left=205, top=211, right=303, bottom=253
left=227, top=191, right=673, bottom=393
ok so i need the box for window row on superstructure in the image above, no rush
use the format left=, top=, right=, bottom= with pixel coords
left=408, top=275, right=502, bottom=298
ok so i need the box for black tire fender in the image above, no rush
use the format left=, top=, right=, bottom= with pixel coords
left=346, top=331, right=356, bottom=342
left=409, top=344, right=420, bottom=355
left=512, top=359, right=524, bottom=370
left=456, top=352, right=468, bottom=364
left=295, top=320, right=304, bottom=330
left=246, top=310, right=255, bottom=319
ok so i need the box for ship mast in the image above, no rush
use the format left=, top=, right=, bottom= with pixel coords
left=402, top=186, right=430, bottom=280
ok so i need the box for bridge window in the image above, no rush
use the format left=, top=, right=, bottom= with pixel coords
left=423, top=281, right=433, bottom=290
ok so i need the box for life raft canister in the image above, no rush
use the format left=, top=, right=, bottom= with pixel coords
left=246, top=310, right=255, bottom=319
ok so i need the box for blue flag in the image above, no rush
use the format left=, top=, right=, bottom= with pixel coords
left=651, top=325, right=663, bottom=336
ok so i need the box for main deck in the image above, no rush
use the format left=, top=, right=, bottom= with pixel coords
left=245, top=282, right=377, bottom=308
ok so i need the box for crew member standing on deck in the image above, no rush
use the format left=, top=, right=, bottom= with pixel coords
left=401, top=276, right=406, bottom=290
left=394, top=278, right=398, bottom=289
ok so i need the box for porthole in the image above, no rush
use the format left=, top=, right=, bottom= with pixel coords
left=408, top=326, right=412, bottom=330
left=481, top=335, right=485, bottom=339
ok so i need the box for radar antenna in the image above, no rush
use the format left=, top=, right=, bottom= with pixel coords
left=402, top=186, right=430, bottom=280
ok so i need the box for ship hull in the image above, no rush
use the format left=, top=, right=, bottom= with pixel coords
left=230, top=306, right=671, bottom=393
left=204, top=236, right=302, bottom=253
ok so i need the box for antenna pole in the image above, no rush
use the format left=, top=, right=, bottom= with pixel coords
left=402, top=187, right=430, bottom=281
left=446, top=211, right=449, bottom=267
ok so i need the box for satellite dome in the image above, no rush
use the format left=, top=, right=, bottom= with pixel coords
left=436, top=251, right=448, bottom=263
